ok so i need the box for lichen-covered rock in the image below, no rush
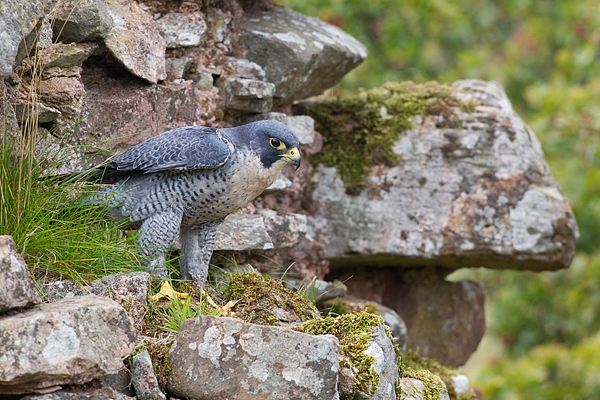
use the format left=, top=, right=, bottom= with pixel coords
left=156, top=12, right=207, bottom=48
left=259, top=210, right=308, bottom=250
left=20, top=386, right=135, bottom=400
left=104, top=0, right=166, bottom=83
left=0, top=235, right=42, bottom=313
left=240, top=6, right=367, bottom=105
left=130, top=349, right=165, bottom=400
left=41, top=272, right=150, bottom=327
left=214, top=213, right=274, bottom=251
left=221, top=77, right=276, bottom=113
left=0, top=295, right=137, bottom=395
left=50, top=0, right=113, bottom=43
left=307, top=79, right=577, bottom=272
left=167, top=316, right=340, bottom=400
left=0, top=0, right=44, bottom=77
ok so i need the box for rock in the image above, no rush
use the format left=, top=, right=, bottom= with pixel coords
left=0, top=0, right=44, bottom=76
left=214, top=213, right=274, bottom=251
left=156, top=12, right=207, bottom=48
left=398, top=378, right=427, bottom=400
left=338, top=268, right=485, bottom=367
left=309, top=80, right=577, bottom=272
left=0, top=235, right=42, bottom=313
left=50, top=0, right=113, bottom=43
left=104, top=0, right=166, bottom=84
left=353, top=324, right=399, bottom=400
left=20, top=386, right=135, bottom=399
left=38, top=42, right=99, bottom=69
left=38, top=67, right=85, bottom=118
left=322, top=296, right=408, bottom=352
left=13, top=102, right=61, bottom=124
left=186, top=70, right=214, bottom=91
left=68, top=67, right=220, bottom=168
left=398, top=378, right=450, bottom=400
left=221, top=77, right=276, bottom=113
left=42, top=272, right=150, bottom=326
left=245, top=112, right=315, bottom=145
left=130, top=349, right=165, bottom=400
left=240, top=6, right=367, bottom=105
left=227, top=57, right=267, bottom=81
left=286, top=278, right=348, bottom=306
left=259, top=210, right=308, bottom=250
left=165, top=56, right=193, bottom=80
left=0, top=96, right=19, bottom=138
left=264, top=176, right=293, bottom=193
left=0, top=295, right=137, bottom=395
left=167, top=315, right=340, bottom=400
left=451, top=374, right=470, bottom=395
left=379, top=304, right=408, bottom=352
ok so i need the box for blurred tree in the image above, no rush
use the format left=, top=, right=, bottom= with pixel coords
left=280, top=0, right=600, bottom=397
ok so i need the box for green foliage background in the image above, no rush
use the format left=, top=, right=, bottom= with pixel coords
left=280, top=0, right=600, bottom=398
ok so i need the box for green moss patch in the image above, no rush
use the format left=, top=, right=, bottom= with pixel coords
left=302, top=81, right=476, bottom=193
left=401, top=350, right=477, bottom=400
left=226, top=272, right=319, bottom=325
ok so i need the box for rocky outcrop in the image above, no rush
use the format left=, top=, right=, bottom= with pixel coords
left=0, top=0, right=578, bottom=387
left=308, top=80, right=577, bottom=272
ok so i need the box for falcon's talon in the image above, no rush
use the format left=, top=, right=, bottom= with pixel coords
left=86, top=121, right=301, bottom=288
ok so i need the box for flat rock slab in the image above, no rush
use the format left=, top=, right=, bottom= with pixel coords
left=0, top=295, right=137, bottom=395
left=167, top=316, right=340, bottom=400
left=0, top=235, right=42, bottom=312
left=311, top=79, right=578, bottom=271
left=240, top=6, right=367, bottom=105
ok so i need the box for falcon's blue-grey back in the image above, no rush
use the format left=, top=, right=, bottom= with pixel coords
left=88, top=120, right=301, bottom=287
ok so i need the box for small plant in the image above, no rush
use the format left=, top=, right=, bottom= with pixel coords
left=0, top=25, right=140, bottom=286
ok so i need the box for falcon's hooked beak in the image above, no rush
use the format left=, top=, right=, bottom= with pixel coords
left=281, top=147, right=301, bottom=170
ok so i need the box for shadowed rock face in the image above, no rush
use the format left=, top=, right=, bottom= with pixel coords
left=310, top=80, right=577, bottom=273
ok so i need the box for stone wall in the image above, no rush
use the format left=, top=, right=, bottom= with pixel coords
left=0, top=0, right=577, bottom=385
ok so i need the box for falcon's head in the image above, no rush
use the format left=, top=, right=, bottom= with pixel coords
left=232, top=120, right=301, bottom=171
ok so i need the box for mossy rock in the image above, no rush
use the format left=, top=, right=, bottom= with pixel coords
left=225, top=272, right=320, bottom=325
left=300, top=81, right=476, bottom=193
left=401, top=351, right=478, bottom=400
left=299, top=311, right=401, bottom=399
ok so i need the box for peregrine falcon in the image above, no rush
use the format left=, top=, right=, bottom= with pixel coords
left=88, top=120, right=301, bottom=287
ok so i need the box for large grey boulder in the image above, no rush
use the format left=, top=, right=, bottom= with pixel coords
left=310, top=79, right=577, bottom=272
left=240, top=6, right=367, bottom=105
left=167, top=315, right=340, bottom=400
left=0, top=295, right=137, bottom=395
left=0, top=236, right=42, bottom=312
left=0, top=0, right=44, bottom=76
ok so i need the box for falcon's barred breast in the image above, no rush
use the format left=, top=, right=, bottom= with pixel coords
left=89, top=120, right=301, bottom=287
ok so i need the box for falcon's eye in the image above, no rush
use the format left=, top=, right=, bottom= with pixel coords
left=270, top=138, right=286, bottom=150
